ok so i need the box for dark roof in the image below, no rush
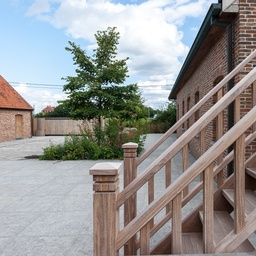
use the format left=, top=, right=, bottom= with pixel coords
left=169, top=3, right=222, bottom=99
left=0, top=75, right=33, bottom=110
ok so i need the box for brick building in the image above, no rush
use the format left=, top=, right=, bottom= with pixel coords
left=41, top=105, right=55, bottom=114
left=169, top=0, right=256, bottom=159
left=0, top=76, right=34, bottom=142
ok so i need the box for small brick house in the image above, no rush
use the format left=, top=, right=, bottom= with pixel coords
left=169, top=0, right=256, bottom=159
left=0, top=76, right=34, bottom=142
left=41, top=105, right=55, bottom=114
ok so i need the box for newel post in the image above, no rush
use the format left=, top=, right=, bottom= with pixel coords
left=122, top=142, right=138, bottom=255
left=90, top=162, right=121, bottom=256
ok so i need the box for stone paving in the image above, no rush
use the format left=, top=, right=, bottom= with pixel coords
left=1, top=134, right=250, bottom=255
left=0, top=134, right=186, bottom=255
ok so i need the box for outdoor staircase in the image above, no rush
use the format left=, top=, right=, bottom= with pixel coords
left=151, top=165, right=256, bottom=254
left=90, top=49, right=256, bottom=255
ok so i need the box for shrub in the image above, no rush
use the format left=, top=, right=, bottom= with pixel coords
left=40, top=118, right=146, bottom=160
left=39, top=144, right=65, bottom=160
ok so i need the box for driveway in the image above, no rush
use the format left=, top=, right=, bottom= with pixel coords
left=0, top=136, right=98, bottom=255
left=0, top=136, right=65, bottom=160
left=0, top=134, right=195, bottom=255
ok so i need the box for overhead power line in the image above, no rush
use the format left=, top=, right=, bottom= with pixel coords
left=9, top=81, right=64, bottom=87
left=8, top=81, right=173, bottom=89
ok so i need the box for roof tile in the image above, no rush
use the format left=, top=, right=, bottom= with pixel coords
left=0, top=75, right=33, bottom=110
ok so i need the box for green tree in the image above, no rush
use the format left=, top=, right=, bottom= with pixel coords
left=34, top=103, right=71, bottom=118
left=155, top=101, right=176, bottom=124
left=49, top=103, right=71, bottom=117
left=150, top=101, right=177, bottom=133
left=62, top=27, right=144, bottom=124
left=145, top=106, right=157, bottom=118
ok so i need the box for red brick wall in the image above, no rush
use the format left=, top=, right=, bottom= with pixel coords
left=176, top=0, right=256, bottom=159
left=176, top=30, right=228, bottom=158
left=0, top=109, right=32, bottom=142
left=234, top=0, right=256, bottom=159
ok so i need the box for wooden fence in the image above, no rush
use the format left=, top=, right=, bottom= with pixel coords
left=32, top=118, right=98, bottom=136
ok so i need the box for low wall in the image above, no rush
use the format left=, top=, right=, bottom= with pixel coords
left=33, top=118, right=97, bottom=136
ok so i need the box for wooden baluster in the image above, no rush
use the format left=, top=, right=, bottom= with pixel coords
left=165, top=160, right=172, bottom=213
left=200, top=128, right=206, bottom=181
left=90, top=162, right=121, bottom=256
left=203, top=163, right=214, bottom=253
left=216, top=89, right=224, bottom=187
left=172, top=193, right=182, bottom=254
left=183, top=144, right=189, bottom=197
left=234, top=134, right=245, bottom=233
left=140, top=222, right=151, bottom=255
left=234, top=95, right=241, bottom=124
left=234, top=97, right=244, bottom=233
left=122, top=142, right=138, bottom=255
left=148, top=176, right=154, bottom=228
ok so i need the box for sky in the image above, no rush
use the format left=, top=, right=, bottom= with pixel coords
left=0, top=0, right=217, bottom=114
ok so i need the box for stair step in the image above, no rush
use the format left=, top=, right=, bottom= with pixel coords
left=199, top=211, right=254, bottom=252
left=182, top=233, right=203, bottom=254
left=246, top=167, right=256, bottom=179
left=222, top=189, right=256, bottom=216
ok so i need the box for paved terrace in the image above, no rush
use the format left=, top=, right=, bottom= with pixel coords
left=0, top=134, right=233, bottom=256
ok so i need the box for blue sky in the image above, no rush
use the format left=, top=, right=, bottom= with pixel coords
left=0, top=0, right=217, bottom=113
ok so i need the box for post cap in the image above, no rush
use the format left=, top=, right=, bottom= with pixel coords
left=122, top=142, right=138, bottom=149
left=89, top=162, right=122, bottom=176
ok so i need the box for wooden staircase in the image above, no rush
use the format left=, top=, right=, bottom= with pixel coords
left=90, top=49, right=256, bottom=255
left=151, top=165, right=256, bottom=254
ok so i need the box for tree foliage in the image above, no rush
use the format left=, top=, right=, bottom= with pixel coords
left=34, top=103, right=71, bottom=118
left=154, top=101, right=176, bottom=124
left=62, top=27, right=145, bottom=122
left=150, top=101, right=177, bottom=133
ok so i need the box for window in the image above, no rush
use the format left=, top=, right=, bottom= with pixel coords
left=182, top=100, right=185, bottom=130
left=187, top=96, right=190, bottom=129
left=195, top=91, right=199, bottom=122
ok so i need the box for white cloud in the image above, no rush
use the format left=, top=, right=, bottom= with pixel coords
left=26, top=0, right=50, bottom=16
left=14, top=83, right=27, bottom=94
left=14, top=83, right=66, bottom=114
left=25, top=0, right=213, bottom=107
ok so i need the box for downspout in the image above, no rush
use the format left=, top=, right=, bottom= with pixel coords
left=212, top=20, right=234, bottom=176
left=227, top=24, right=234, bottom=177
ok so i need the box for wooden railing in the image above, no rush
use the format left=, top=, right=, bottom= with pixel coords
left=137, top=49, right=256, bottom=167
left=118, top=114, right=256, bottom=246
left=90, top=49, right=256, bottom=255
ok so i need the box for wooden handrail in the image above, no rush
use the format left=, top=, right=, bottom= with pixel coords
left=181, top=130, right=256, bottom=212
left=117, top=66, right=256, bottom=208
left=137, top=49, right=256, bottom=167
left=116, top=105, right=256, bottom=250
left=92, top=50, right=256, bottom=255
left=142, top=128, right=256, bottom=241
left=137, top=132, right=256, bottom=252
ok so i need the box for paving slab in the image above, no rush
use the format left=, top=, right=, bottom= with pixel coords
left=0, top=134, right=233, bottom=255
left=0, top=136, right=65, bottom=160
